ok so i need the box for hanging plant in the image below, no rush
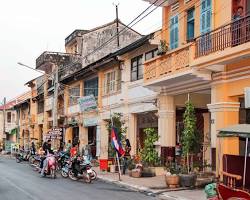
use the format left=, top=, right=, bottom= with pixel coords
left=157, top=40, right=168, bottom=55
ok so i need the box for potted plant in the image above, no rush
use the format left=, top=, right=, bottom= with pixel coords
left=157, top=40, right=168, bottom=55
left=140, top=128, right=160, bottom=177
left=179, top=98, right=199, bottom=187
left=165, top=162, right=180, bottom=188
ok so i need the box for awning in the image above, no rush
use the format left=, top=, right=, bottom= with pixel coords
left=8, top=128, right=17, bottom=135
left=218, top=124, right=250, bottom=138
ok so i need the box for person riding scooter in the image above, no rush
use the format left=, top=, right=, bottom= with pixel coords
left=40, top=139, right=54, bottom=177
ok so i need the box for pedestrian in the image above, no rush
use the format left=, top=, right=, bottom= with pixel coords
left=232, top=6, right=244, bottom=46
left=123, top=138, right=131, bottom=175
left=31, top=141, right=36, bottom=155
left=40, top=139, right=53, bottom=177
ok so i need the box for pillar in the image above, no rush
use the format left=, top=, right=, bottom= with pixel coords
left=208, top=102, right=240, bottom=176
left=128, top=114, right=137, bottom=156
left=99, top=120, right=109, bottom=159
left=79, top=125, right=88, bottom=154
left=158, top=95, right=176, bottom=159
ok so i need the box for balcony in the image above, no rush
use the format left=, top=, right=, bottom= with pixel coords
left=37, top=113, right=44, bottom=125
left=45, top=96, right=53, bottom=111
left=36, top=51, right=73, bottom=71
left=143, top=44, right=211, bottom=94
left=65, top=29, right=88, bottom=45
left=144, top=44, right=192, bottom=83
left=193, top=15, right=250, bottom=68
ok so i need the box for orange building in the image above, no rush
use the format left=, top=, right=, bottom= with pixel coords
left=143, top=0, right=250, bottom=175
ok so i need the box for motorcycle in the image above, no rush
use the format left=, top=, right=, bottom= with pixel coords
left=61, top=159, right=71, bottom=178
left=16, top=150, right=31, bottom=163
left=57, top=151, right=70, bottom=171
left=68, top=156, right=92, bottom=183
left=42, top=154, right=57, bottom=179
left=83, top=156, right=97, bottom=180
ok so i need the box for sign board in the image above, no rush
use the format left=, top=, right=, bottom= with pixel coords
left=78, top=95, right=97, bottom=112
left=83, top=117, right=98, bottom=127
left=44, top=128, right=63, bottom=140
left=245, top=87, right=250, bottom=108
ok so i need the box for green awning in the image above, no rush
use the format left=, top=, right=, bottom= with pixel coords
left=9, top=128, right=17, bottom=135
left=218, top=124, right=250, bottom=138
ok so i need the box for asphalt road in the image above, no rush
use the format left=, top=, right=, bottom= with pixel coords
left=0, top=157, right=158, bottom=200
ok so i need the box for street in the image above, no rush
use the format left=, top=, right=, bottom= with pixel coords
left=0, top=157, right=158, bottom=200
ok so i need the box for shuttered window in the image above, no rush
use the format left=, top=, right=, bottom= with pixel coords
left=200, top=0, right=212, bottom=34
left=170, top=15, right=179, bottom=49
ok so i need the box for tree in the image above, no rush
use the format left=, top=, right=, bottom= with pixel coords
left=182, top=99, right=197, bottom=173
left=140, top=128, right=159, bottom=167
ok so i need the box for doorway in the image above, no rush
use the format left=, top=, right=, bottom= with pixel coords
left=88, top=126, right=97, bottom=158
left=72, top=127, right=79, bottom=146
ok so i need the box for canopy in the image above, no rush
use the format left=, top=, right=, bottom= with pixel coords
left=218, top=124, right=250, bottom=138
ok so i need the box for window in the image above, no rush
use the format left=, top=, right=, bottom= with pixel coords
left=7, top=112, right=11, bottom=123
left=37, top=101, right=44, bottom=114
left=131, top=55, right=143, bottom=81
left=69, top=85, right=80, bottom=106
left=84, top=77, right=98, bottom=97
left=12, top=113, right=15, bottom=123
left=170, top=15, right=179, bottom=49
left=187, top=8, right=195, bottom=41
left=104, top=69, right=121, bottom=95
left=145, top=49, right=158, bottom=61
left=200, top=0, right=211, bottom=34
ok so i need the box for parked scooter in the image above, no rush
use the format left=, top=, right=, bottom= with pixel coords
left=16, top=150, right=31, bottom=163
left=68, top=156, right=92, bottom=183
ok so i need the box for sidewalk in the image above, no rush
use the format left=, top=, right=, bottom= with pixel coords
left=94, top=167, right=206, bottom=200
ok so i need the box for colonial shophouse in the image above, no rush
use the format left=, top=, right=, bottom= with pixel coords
left=142, top=0, right=250, bottom=175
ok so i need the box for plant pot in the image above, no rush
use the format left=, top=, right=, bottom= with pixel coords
left=110, top=165, right=116, bottom=173
left=179, top=173, right=197, bottom=187
left=131, top=169, right=142, bottom=178
left=142, top=167, right=156, bottom=177
left=165, top=175, right=180, bottom=188
left=154, top=167, right=165, bottom=176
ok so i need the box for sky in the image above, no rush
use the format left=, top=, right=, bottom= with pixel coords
left=0, top=0, right=162, bottom=103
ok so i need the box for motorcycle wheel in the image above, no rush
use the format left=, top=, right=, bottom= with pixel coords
left=16, top=156, right=21, bottom=163
left=29, top=157, right=35, bottom=166
left=68, top=170, right=77, bottom=181
left=84, top=172, right=92, bottom=184
left=51, top=169, right=56, bottom=179
left=61, top=169, right=68, bottom=178
left=90, top=170, right=97, bottom=180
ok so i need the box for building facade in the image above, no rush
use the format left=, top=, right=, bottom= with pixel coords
left=143, top=0, right=250, bottom=175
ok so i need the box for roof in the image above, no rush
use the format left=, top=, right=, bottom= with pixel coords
left=65, top=19, right=142, bottom=43
left=25, top=74, right=44, bottom=86
left=60, top=31, right=156, bottom=84
left=114, top=33, right=155, bottom=56
left=0, top=91, right=31, bottom=110
left=218, top=124, right=250, bottom=138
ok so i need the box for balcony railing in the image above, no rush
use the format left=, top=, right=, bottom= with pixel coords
left=144, top=45, right=191, bottom=82
left=195, top=15, right=250, bottom=58
left=36, top=51, right=73, bottom=69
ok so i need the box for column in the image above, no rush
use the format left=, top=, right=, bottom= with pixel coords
left=99, top=120, right=109, bottom=159
left=158, top=95, right=176, bottom=158
left=79, top=125, right=88, bottom=154
left=208, top=100, right=240, bottom=176
left=128, top=114, right=137, bottom=156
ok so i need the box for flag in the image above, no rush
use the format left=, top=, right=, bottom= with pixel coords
left=111, top=127, right=125, bottom=157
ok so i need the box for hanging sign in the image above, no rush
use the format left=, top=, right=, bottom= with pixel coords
left=78, top=95, right=97, bottom=112
left=45, top=128, right=63, bottom=140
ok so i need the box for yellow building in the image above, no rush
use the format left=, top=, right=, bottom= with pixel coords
left=143, top=0, right=250, bottom=175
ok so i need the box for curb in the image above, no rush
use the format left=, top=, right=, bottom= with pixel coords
left=97, top=175, right=157, bottom=195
